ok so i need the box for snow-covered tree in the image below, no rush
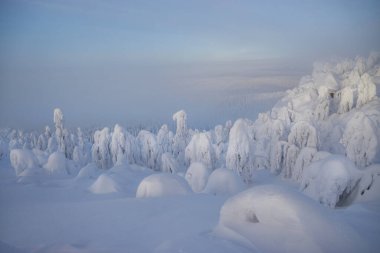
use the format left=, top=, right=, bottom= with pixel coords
left=341, top=112, right=378, bottom=168
left=92, top=128, right=112, bottom=169
left=292, top=147, right=317, bottom=181
left=110, top=124, right=128, bottom=166
left=269, top=141, right=288, bottom=175
left=356, top=73, right=376, bottom=107
left=288, top=121, right=318, bottom=149
left=282, top=143, right=300, bottom=178
left=157, top=124, right=173, bottom=154
left=226, top=119, right=253, bottom=182
left=337, top=87, right=354, bottom=114
left=137, top=130, right=159, bottom=170
left=172, top=110, right=190, bottom=167
left=73, top=128, right=89, bottom=167
left=161, top=152, right=179, bottom=173
left=53, top=108, right=65, bottom=154
left=185, top=132, right=215, bottom=170
left=314, top=96, right=330, bottom=121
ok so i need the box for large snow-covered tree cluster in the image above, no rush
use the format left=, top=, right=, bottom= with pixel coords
left=1, top=54, right=380, bottom=208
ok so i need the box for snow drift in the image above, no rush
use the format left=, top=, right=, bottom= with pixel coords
left=216, top=185, right=368, bottom=253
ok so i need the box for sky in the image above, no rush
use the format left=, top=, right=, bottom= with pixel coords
left=1, top=0, right=379, bottom=130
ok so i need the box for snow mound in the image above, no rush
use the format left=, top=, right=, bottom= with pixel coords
left=44, top=152, right=68, bottom=175
left=10, top=149, right=39, bottom=176
left=301, top=155, right=361, bottom=208
left=136, top=174, right=191, bottom=198
left=89, top=174, right=120, bottom=194
left=185, top=162, right=210, bottom=193
left=216, top=185, right=366, bottom=253
left=75, top=163, right=100, bottom=180
left=204, top=168, right=245, bottom=195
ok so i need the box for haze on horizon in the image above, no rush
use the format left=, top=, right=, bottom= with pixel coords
left=1, top=0, right=379, bottom=130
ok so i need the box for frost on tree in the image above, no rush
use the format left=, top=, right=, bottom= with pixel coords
left=341, top=112, right=378, bottom=168
left=92, top=128, right=112, bottom=169
left=185, top=132, right=215, bottom=170
left=137, top=130, right=159, bottom=170
left=288, top=121, right=318, bottom=149
left=226, top=119, right=253, bottom=182
left=110, top=124, right=128, bottom=166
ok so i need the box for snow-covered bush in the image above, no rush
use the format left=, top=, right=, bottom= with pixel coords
left=185, top=162, right=211, bottom=193
left=10, top=149, right=39, bottom=176
left=137, top=130, right=159, bottom=170
left=136, top=173, right=191, bottom=198
left=301, top=155, right=361, bottom=208
left=185, top=132, right=215, bottom=170
left=44, top=152, right=68, bottom=175
left=226, top=119, right=253, bottom=182
left=92, top=128, right=112, bottom=169
left=204, top=168, right=244, bottom=195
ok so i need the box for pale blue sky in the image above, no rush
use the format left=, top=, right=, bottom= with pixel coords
left=1, top=0, right=379, bottom=129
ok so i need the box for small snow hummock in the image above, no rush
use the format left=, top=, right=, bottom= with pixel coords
left=185, top=162, right=211, bottom=193
left=10, top=149, right=39, bottom=176
left=136, top=173, right=191, bottom=198
left=43, top=151, right=68, bottom=175
left=301, top=155, right=361, bottom=208
left=75, top=163, right=100, bottom=180
left=204, top=168, right=245, bottom=195
left=89, top=173, right=120, bottom=194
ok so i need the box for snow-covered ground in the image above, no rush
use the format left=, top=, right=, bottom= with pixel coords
left=1, top=54, right=380, bottom=252
left=1, top=159, right=379, bottom=253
